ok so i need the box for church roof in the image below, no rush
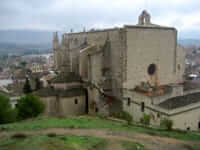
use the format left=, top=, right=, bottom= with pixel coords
left=124, top=24, right=176, bottom=30
left=33, top=87, right=85, bottom=97
left=158, top=92, right=200, bottom=110
left=51, top=72, right=82, bottom=84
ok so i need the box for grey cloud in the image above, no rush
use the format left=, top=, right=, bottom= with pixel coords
left=0, top=0, right=200, bottom=38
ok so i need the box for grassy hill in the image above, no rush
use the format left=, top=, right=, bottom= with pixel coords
left=0, top=116, right=200, bottom=150
left=1, top=116, right=200, bottom=141
left=0, top=134, right=150, bottom=150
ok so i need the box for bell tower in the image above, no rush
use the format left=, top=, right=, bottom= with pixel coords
left=60, top=34, right=71, bottom=73
left=53, top=32, right=60, bottom=70
left=138, top=10, right=151, bottom=25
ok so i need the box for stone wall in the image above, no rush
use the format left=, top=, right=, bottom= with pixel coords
left=41, top=95, right=86, bottom=117
left=60, top=96, right=86, bottom=116
left=170, top=105, right=200, bottom=130
left=123, top=96, right=162, bottom=126
left=123, top=90, right=200, bottom=131
left=65, top=29, right=126, bottom=112
left=124, top=26, right=183, bottom=89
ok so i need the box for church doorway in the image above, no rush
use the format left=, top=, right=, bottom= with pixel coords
left=198, top=121, right=200, bottom=129
left=84, top=89, right=89, bottom=114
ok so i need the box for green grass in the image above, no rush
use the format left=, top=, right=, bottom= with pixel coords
left=0, top=134, right=106, bottom=150
left=0, top=134, right=153, bottom=150
left=183, top=145, right=200, bottom=150
left=121, top=141, right=151, bottom=150
left=1, top=116, right=200, bottom=141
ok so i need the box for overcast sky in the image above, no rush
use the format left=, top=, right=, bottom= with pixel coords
left=1, top=0, right=200, bottom=38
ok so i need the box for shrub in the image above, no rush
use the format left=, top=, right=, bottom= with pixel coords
left=12, top=133, right=27, bottom=139
left=68, top=125, right=75, bottom=129
left=35, top=77, right=42, bottom=90
left=96, top=112, right=107, bottom=119
left=5, top=108, right=18, bottom=123
left=121, top=111, right=133, bottom=125
left=23, top=77, right=32, bottom=94
left=112, top=111, right=133, bottom=125
left=47, top=133, right=57, bottom=137
left=0, top=95, right=17, bottom=124
left=160, top=118, right=173, bottom=131
left=17, top=94, right=45, bottom=120
left=140, top=113, right=151, bottom=125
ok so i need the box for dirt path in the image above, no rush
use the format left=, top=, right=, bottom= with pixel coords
left=107, top=140, right=124, bottom=150
left=0, top=128, right=198, bottom=150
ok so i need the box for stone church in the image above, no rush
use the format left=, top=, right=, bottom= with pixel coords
left=53, top=10, right=200, bottom=130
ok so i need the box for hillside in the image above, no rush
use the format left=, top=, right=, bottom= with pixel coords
left=178, top=39, right=200, bottom=46
left=0, top=42, right=51, bottom=55
left=0, top=30, right=53, bottom=45
left=0, top=116, right=200, bottom=150
left=0, top=30, right=55, bottom=55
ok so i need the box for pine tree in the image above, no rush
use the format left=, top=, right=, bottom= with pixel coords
left=35, top=77, right=41, bottom=90
left=23, top=77, right=32, bottom=94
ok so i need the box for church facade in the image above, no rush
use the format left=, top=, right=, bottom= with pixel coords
left=53, top=11, right=200, bottom=131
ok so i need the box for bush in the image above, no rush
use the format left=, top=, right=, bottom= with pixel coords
left=23, top=77, right=32, bottom=94
left=0, top=95, right=17, bottom=124
left=121, top=111, right=133, bottom=125
left=12, top=133, right=27, bottom=139
left=17, top=94, right=45, bottom=120
left=47, top=133, right=57, bottom=137
left=35, top=77, right=42, bottom=90
left=160, top=118, right=173, bottom=131
left=112, top=111, right=133, bottom=125
left=96, top=112, right=107, bottom=119
left=5, top=108, right=18, bottom=123
left=140, top=113, right=151, bottom=125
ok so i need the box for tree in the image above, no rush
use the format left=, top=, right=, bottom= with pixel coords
left=17, top=94, right=45, bottom=120
left=160, top=118, right=173, bottom=131
left=35, top=77, right=42, bottom=90
left=0, top=95, right=17, bottom=124
left=0, top=67, right=3, bottom=72
left=140, top=113, right=151, bottom=126
left=20, top=61, right=27, bottom=67
left=23, top=77, right=32, bottom=94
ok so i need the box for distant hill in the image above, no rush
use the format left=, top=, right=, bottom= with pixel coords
left=0, top=30, right=53, bottom=45
left=0, top=42, right=52, bottom=55
left=0, top=30, right=54, bottom=55
left=0, top=30, right=200, bottom=53
left=178, top=39, right=200, bottom=46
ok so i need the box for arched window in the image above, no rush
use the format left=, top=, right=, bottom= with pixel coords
left=198, top=121, right=200, bottom=129
left=178, top=64, right=181, bottom=70
left=147, top=64, right=156, bottom=75
left=74, top=99, right=78, bottom=104
left=157, top=113, right=160, bottom=118
left=141, top=102, right=145, bottom=112
left=127, top=98, right=131, bottom=106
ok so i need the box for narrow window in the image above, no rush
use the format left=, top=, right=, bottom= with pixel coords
left=147, top=64, right=156, bottom=75
left=141, top=102, right=145, bottom=112
left=178, top=64, right=181, bottom=70
left=14, top=103, right=17, bottom=108
left=75, top=99, right=78, bottom=104
left=95, top=107, right=99, bottom=113
left=198, top=121, right=200, bottom=129
left=127, top=98, right=131, bottom=106
left=15, top=104, right=18, bottom=108
left=157, top=113, right=160, bottom=118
